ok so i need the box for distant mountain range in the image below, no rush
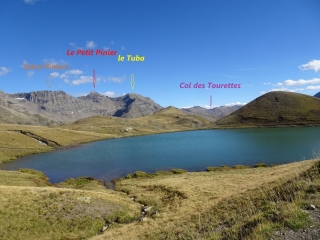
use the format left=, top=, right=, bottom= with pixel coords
left=0, top=90, right=162, bottom=125
left=1, top=89, right=319, bottom=126
left=216, top=91, right=320, bottom=126
left=0, top=90, right=243, bottom=125
left=180, top=105, right=242, bottom=121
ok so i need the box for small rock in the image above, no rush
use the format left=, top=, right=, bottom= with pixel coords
left=124, top=127, right=132, bottom=132
left=144, top=206, right=152, bottom=212
left=130, top=197, right=135, bottom=201
left=102, top=226, right=108, bottom=232
left=309, top=204, right=316, bottom=210
left=141, top=217, right=147, bottom=222
left=77, top=196, right=91, bottom=203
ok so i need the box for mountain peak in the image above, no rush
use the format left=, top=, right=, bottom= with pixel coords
left=86, top=91, right=103, bottom=96
left=1, top=90, right=162, bottom=124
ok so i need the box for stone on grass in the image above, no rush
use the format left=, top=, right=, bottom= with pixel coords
left=102, top=226, right=108, bottom=232
left=77, top=196, right=91, bottom=203
left=309, top=204, right=316, bottom=210
left=144, top=206, right=152, bottom=212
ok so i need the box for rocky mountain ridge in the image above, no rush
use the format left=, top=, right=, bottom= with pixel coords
left=0, top=90, right=244, bottom=125
left=0, top=90, right=162, bottom=124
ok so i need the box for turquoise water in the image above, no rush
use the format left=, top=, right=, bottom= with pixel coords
left=1, top=127, right=320, bottom=183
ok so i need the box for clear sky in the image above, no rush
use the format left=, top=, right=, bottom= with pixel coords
left=1, top=0, right=320, bottom=108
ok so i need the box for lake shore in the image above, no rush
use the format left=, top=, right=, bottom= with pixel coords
left=1, top=121, right=320, bottom=165
left=0, top=123, right=208, bottom=164
left=2, top=126, right=320, bottom=186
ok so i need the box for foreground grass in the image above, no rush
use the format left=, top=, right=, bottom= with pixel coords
left=0, top=160, right=320, bottom=239
left=93, top=159, right=320, bottom=240
left=0, top=170, right=141, bottom=240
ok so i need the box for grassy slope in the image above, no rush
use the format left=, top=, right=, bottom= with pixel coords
left=0, top=170, right=141, bottom=240
left=0, top=130, right=51, bottom=163
left=0, top=169, right=51, bottom=187
left=0, top=124, right=115, bottom=163
left=59, top=106, right=210, bottom=135
left=0, top=107, right=210, bottom=163
left=92, top=160, right=319, bottom=240
left=216, top=91, right=320, bottom=127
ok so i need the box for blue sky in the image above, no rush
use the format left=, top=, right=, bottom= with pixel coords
left=1, top=0, right=320, bottom=108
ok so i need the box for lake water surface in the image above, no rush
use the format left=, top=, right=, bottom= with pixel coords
left=1, top=127, right=320, bottom=183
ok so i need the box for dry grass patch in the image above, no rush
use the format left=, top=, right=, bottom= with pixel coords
left=0, top=124, right=117, bottom=146
left=0, top=131, right=48, bottom=149
left=0, top=130, right=51, bottom=163
left=118, top=160, right=317, bottom=214
left=0, top=185, right=141, bottom=240
left=0, top=124, right=119, bottom=162
left=92, top=160, right=318, bottom=240
left=0, top=169, right=141, bottom=239
left=0, top=169, right=50, bottom=187
left=29, top=128, right=116, bottom=146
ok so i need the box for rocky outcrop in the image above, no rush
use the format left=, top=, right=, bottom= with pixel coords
left=1, top=90, right=163, bottom=124
left=113, top=94, right=162, bottom=118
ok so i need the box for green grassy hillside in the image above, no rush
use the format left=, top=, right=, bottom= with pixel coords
left=216, top=91, right=320, bottom=127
